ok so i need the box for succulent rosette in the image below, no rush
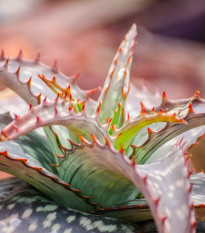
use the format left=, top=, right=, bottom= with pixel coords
left=0, top=25, right=205, bottom=233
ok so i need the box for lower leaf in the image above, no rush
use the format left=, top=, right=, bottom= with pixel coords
left=0, top=189, right=139, bottom=233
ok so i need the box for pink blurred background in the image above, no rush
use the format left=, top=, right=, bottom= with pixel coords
left=1, top=0, right=205, bottom=98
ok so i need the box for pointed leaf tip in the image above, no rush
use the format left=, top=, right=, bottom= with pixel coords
left=0, top=49, right=5, bottom=59
left=35, top=51, right=41, bottom=62
left=16, top=65, right=21, bottom=76
left=162, top=91, right=167, bottom=100
left=52, top=59, right=59, bottom=71
left=72, top=70, right=81, bottom=82
left=16, top=49, right=23, bottom=60
left=84, top=88, right=97, bottom=97
left=4, top=58, right=9, bottom=69
left=128, top=23, right=137, bottom=37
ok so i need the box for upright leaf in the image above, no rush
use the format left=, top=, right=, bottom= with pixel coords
left=97, top=24, right=137, bottom=124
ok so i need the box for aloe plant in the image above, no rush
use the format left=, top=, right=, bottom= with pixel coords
left=0, top=24, right=204, bottom=233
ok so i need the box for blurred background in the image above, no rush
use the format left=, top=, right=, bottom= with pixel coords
left=1, top=0, right=205, bottom=99
left=0, top=0, right=205, bottom=176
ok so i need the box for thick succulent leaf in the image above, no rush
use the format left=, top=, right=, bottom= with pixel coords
left=96, top=172, right=205, bottom=225
left=0, top=89, right=28, bottom=115
left=0, top=114, right=98, bottom=212
left=125, top=83, right=192, bottom=120
left=152, top=91, right=199, bottom=114
left=0, top=112, right=57, bottom=172
left=37, top=73, right=96, bottom=113
left=43, top=126, right=67, bottom=156
left=146, top=126, right=205, bottom=164
left=0, top=99, right=110, bottom=168
left=0, top=51, right=97, bottom=157
left=48, top=134, right=194, bottom=233
left=125, top=122, right=166, bottom=161
left=96, top=24, right=137, bottom=124
left=95, top=172, right=205, bottom=224
left=132, top=95, right=205, bottom=164
left=113, top=110, right=185, bottom=151
left=0, top=189, right=138, bottom=233
left=126, top=83, right=161, bottom=119
left=57, top=136, right=139, bottom=208
left=0, top=106, right=195, bottom=231
left=95, top=199, right=152, bottom=223
left=0, top=100, right=109, bottom=145
left=0, top=150, right=98, bottom=212
left=109, top=102, right=125, bottom=135
left=0, top=50, right=90, bottom=105
left=124, top=92, right=200, bottom=160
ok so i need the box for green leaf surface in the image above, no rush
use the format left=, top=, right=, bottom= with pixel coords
left=109, top=103, right=125, bottom=135
left=125, top=122, right=166, bottom=162
left=57, top=137, right=138, bottom=208
left=0, top=113, right=97, bottom=212
left=52, top=134, right=194, bottom=232
left=95, top=199, right=151, bottom=223
left=43, top=126, right=66, bottom=156
left=0, top=150, right=97, bottom=212
left=114, top=111, right=185, bottom=151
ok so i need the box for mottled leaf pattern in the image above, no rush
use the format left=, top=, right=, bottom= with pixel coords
left=0, top=189, right=138, bottom=233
